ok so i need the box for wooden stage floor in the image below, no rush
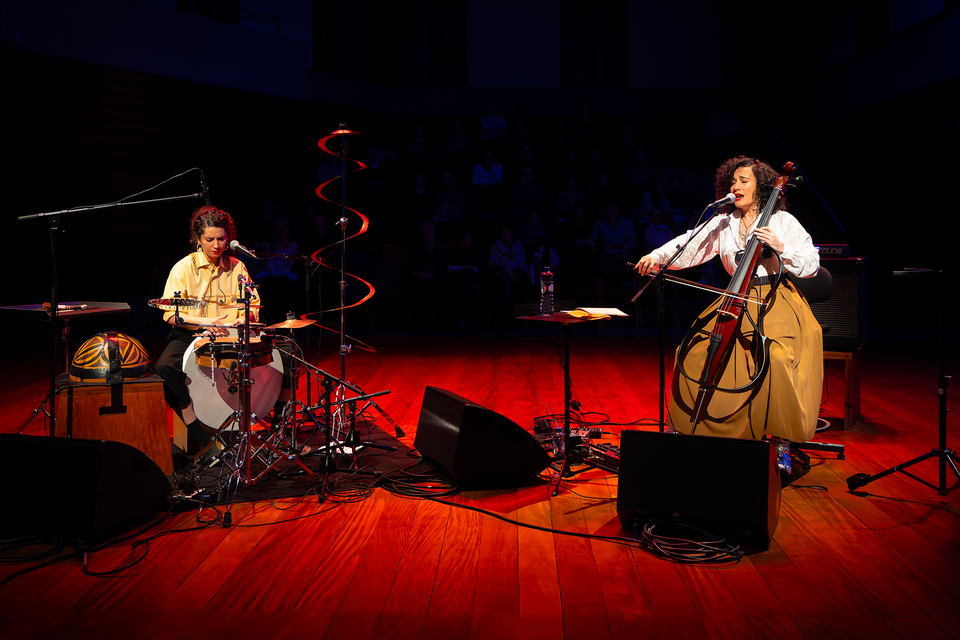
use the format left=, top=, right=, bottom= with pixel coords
left=1, top=330, right=959, bottom=640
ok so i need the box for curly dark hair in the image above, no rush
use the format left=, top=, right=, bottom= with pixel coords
left=714, top=156, right=788, bottom=216
left=188, top=206, right=238, bottom=247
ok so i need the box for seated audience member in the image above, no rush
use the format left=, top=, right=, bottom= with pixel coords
left=400, top=123, right=435, bottom=175
left=508, top=118, right=537, bottom=162
left=582, top=146, right=605, bottom=182
left=558, top=203, right=598, bottom=286
left=433, top=170, right=467, bottom=222
left=440, top=118, right=476, bottom=158
left=625, top=148, right=656, bottom=194
left=515, top=211, right=552, bottom=259
left=587, top=199, right=637, bottom=282
left=586, top=173, right=618, bottom=214
left=253, top=216, right=301, bottom=324
left=639, top=177, right=672, bottom=220
left=439, top=118, right=476, bottom=175
left=472, top=151, right=503, bottom=187
left=470, top=152, right=505, bottom=219
left=479, top=101, right=508, bottom=155
left=402, top=172, right=433, bottom=221
left=317, top=153, right=345, bottom=185
left=575, top=101, right=600, bottom=147
left=527, top=243, right=560, bottom=289
left=249, top=200, right=278, bottom=254
left=410, top=221, right=447, bottom=328
left=446, top=229, right=488, bottom=329
left=487, top=226, right=527, bottom=326
left=548, top=120, right=569, bottom=159
left=669, top=168, right=709, bottom=216
left=357, top=144, right=394, bottom=211
left=555, top=175, right=586, bottom=219
left=511, top=143, right=537, bottom=175
left=508, top=166, right=544, bottom=222
left=641, top=208, right=674, bottom=255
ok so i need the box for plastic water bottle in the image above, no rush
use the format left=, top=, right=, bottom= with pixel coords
left=552, top=421, right=565, bottom=457
left=539, top=265, right=554, bottom=316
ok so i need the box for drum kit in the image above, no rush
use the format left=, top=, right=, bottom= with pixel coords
left=148, top=288, right=392, bottom=519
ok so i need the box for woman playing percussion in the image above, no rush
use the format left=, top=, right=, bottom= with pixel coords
left=155, top=206, right=260, bottom=466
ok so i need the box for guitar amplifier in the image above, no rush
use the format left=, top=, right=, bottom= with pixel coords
left=811, top=257, right=866, bottom=350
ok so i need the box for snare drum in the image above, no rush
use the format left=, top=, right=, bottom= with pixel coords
left=192, top=336, right=274, bottom=370
left=182, top=336, right=283, bottom=430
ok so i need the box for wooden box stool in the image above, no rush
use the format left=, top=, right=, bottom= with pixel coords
left=56, top=374, right=173, bottom=475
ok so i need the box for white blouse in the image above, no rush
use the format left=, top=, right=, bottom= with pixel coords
left=648, top=210, right=820, bottom=278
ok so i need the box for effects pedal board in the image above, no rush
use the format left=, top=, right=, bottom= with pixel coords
left=584, top=442, right=620, bottom=473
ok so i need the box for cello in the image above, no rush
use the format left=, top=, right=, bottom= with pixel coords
left=673, top=162, right=797, bottom=434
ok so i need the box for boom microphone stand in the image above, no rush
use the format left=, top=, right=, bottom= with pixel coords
left=631, top=201, right=734, bottom=433
left=847, top=268, right=958, bottom=495
left=18, top=168, right=209, bottom=436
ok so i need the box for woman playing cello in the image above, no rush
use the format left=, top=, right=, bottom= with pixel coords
left=635, top=156, right=822, bottom=464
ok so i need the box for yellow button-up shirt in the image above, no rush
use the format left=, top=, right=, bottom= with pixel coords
left=161, top=250, right=260, bottom=327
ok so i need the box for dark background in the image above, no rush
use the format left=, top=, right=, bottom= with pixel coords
left=3, top=1, right=957, bottom=341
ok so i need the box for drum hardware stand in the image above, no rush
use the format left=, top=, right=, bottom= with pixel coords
left=847, top=269, right=958, bottom=495
left=276, top=349, right=394, bottom=480
left=210, top=280, right=317, bottom=525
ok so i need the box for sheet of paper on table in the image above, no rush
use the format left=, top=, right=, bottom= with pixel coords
left=562, top=307, right=629, bottom=320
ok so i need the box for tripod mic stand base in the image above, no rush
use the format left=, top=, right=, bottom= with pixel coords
left=846, top=448, right=960, bottom=495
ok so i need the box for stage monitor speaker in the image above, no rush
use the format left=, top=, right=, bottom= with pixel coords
left=810, top=257, right=866, bottom=350
left=616, top=430, right=781, bottom=549
left=0, top=434, right=172, bottom=544
left=415, top=386, right=552, bottom=489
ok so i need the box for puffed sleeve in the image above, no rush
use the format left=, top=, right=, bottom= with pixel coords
left=648, top=214, right=724, bottom=269
left=771, top=211, right=819, bottom=278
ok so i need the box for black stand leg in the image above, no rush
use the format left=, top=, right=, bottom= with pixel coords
left=847, top=269, right=958, bottom=496
left=551, top=323, right=573, bottom=496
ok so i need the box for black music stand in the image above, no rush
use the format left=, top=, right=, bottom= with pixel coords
left=520, top=312, right=611, bottom=496
left=847, top=269, right=958, bottom=495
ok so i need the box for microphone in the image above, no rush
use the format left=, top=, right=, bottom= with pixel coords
left=706, top=193, right=736, bottom=209
left=229, top=240, right=257, bottom=259
left=200, top=170, right=211, bottom=205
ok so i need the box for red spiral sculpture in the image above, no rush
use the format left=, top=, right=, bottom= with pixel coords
left=300, top=128, right=375, bottom=352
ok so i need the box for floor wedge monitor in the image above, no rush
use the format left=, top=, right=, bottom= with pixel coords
left=0, top=434, right=172, bottom=544
left=616, top=430, right=781, bottom=549
left=415, top=386, right=552, bottom=489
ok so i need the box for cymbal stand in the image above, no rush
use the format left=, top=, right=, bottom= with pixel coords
left=16, top=319, right=70, bottom=434
left=325, top=124, right=402, bottom=442
left=278, top=349, right=394, bottom=479
left=213, top=280, right=316, bottom=525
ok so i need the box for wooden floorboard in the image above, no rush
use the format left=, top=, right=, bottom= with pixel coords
left=1, top=334, right=959, bottom=639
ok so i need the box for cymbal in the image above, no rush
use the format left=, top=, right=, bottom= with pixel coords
left=195, top=322, right=265, bottom=329
left=328, top=128, right=362, bottom=135
left=217, top=303, right=264, bottom=309
left=148, top=297, right=205, bottom=309
left=265, top=318, right=316, bottom=330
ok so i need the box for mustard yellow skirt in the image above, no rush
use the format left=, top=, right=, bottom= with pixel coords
left=668, top=280, right=823, bottom=442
